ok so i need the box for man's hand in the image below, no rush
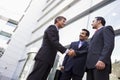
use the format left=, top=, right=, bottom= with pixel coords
left=95, top=60, right=105, bottom=70
left=60, top=66, right=64, bottom=71
left=67, top=49, right=76, bottom=57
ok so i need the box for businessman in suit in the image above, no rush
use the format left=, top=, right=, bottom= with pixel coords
left=60, top=29, right=90, bottom=80
left=86, top=16, right=115, bottom=80
left=27, top=16, right=74, bottom=80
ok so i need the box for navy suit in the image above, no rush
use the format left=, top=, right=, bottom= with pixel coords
left=86, top=26, right=115, bottom=80
left=27, top=25, right=67, bottom=80
left=60, top=41, right=88, bottom=80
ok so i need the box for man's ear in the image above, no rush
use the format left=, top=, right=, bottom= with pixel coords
left=98, top=20, right=101, bottom=24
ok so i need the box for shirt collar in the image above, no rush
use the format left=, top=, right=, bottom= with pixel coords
left=55, top=25, right=59, bottom=31
left=97, top=26, right=103, bottom=30
left=79, top=40, right=84, bottom=43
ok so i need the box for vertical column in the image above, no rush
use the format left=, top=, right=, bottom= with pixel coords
left=19, top=47, right=38, bottom=80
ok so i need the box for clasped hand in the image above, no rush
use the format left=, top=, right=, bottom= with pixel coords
left=95, top=60, right=105, bottom=70
left=67, top=49, right=76, bottom=57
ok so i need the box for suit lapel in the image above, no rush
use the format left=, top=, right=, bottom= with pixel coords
left=73, top=41, right=79, bottom=49
left=91, top=27, right=104, bottom=41
left=53, top=25, right=59, bottom=40
left=72, top=41, right=87, bottom=49
left=78, top=41, right=86, bottom=49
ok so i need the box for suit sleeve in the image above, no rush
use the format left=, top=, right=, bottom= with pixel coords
left=75, top=47, right=88, bottom=57
left=46, top=27, right=67, bottom=53
left=99, top=26, right=115, bottom=64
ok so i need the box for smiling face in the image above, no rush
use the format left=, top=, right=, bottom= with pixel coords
left=54, top=16, right=66, bottom=29
left=79, top=30, right=88, bottom=41
left=57, top=18, right=66, bottom=28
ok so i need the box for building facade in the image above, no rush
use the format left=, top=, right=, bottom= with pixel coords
left=0, top=0, right=120, bottom=80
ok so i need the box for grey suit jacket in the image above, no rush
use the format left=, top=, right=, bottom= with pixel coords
left=86, top=26, right=115, bottom=73
left=35, top=25, right=67, bottom=66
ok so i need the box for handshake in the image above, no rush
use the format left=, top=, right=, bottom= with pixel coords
left=67, top=49, right=76, bottom=57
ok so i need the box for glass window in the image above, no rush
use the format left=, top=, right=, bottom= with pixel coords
left=112, top=36, right=120, bottom=63
left=61, top=0, right=103, bottom=20
left=0, top=35, right=8, bottom=49
left=60, top=16, right=89, bottom=46
left=88, top=0, right=120, bottom=31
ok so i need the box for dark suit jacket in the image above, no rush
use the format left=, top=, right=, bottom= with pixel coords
left=86, top=26, right=115, bottom=73
left=35, top=25, right=67, bottom=67
left=63, top=41, right=88, bottom=77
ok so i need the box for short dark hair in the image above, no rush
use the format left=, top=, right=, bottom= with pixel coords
left=54, top=16, right=66, bottom=24
left=95, top=16, right=106, bottom=26
left=82, top=29, right=90, bottom=37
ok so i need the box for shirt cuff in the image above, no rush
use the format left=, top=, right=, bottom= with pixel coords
left=64, top=49, right=69, bottom=54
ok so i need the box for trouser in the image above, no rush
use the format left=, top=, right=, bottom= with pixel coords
left=86, top=68, right=109, bottom=80
left=27, top=60, right=52, bottom=80
left=60, top=68, right=82, bottom=80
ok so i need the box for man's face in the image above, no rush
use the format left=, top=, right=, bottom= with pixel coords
left=79, top=30, right=88, bottom=41
left=91, top=18, right=100, bottom=29
left=57, top=19, right=66, bottom=28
